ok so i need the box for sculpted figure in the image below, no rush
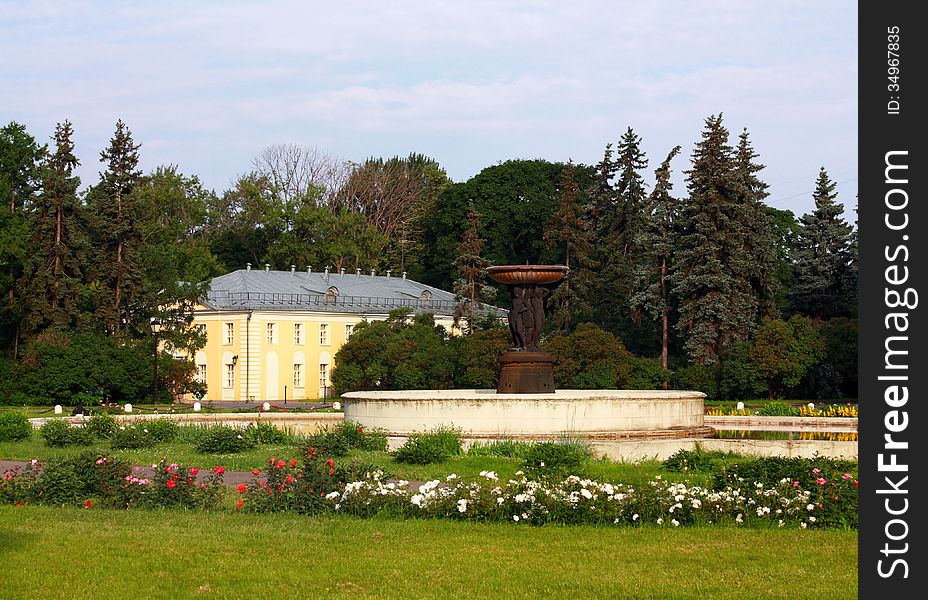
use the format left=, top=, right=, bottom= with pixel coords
left=508, top=286, right=529, bottom=349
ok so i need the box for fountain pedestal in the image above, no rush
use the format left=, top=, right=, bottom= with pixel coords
left=497, top=350, right=556, bottom=393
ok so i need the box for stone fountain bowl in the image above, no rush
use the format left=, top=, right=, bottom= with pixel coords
left=486, top=265, right=569, bottom=285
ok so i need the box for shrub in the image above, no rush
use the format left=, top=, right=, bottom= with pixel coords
left=40, top=419, right=76, bottom=447
left=238, top=451, right=385, bottom=515
left=758, top=400, right=798, bottom=416
left=246, top=421, right=294, bottom=445
left=0, top=411, right=33, bottom=442
left=194, top=425, right=258, bottom=454
left=521, top=439, right=592, bottom=478
left=466, top=440, right=533, bottom=459
left=126, top=461, right=226, bottom=509
left=662, top=446, right=740, bottom=473
left=546, top=323, right=633, bottom=389
left=85, top=412, right=117, bottom=439
left=712, top=456, right=857, bottom=491
left=145, top=419, right=178, bottom=443
left=301, top=420, right=387, bottom=459
left=393, top=427, right=462, bottom=464
left=109, top=425, right=156, bottom=450
left=338, top=421, right=387, bottom=452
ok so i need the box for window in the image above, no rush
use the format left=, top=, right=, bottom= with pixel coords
left=419, top=290, right=433, bottom=309
left=224, top=364, right=235, bottom=388
left=320, top=323, right=329, bottom=345
left=293, top=363, right=303, bottom=388
left=224, top=322, right=234, bottom=345
left=266, top=322, right=276, bottom=345
left=319, top=364, right=329, bottom=397
left=196, top=324, right=206, bottom=339
left=197, top=363, right=207, bottom=384
left=345, top=323, right=354, bottom=338
left=293, top=323, right=303, bottom=345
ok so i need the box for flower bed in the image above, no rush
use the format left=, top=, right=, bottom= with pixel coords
left=3, top=451, right=857, bottom=529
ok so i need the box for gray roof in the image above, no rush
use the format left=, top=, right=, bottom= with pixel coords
left=200, top=267, right=507, bottom=318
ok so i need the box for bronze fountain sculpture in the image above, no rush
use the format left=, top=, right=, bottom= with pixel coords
left=486, top=264, right=569, bottom=393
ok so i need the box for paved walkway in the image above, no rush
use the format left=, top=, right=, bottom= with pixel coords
left=2, top=460, right=263, bottom=487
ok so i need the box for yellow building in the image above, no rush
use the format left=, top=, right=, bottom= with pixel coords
left=190, top=264, right=485, bottom=402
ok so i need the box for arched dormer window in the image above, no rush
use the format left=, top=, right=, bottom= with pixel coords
left=325, top=286, right=339, bottom=302
left=418, top=290, right=432, bottom=309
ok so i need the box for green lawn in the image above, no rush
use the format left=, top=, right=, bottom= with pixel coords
left=0, top=505, right=857, bottom=600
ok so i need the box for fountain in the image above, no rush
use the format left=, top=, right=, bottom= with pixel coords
left=342, top=263, right=713, bottom=444
left=486, top=264, right=569, bottom=393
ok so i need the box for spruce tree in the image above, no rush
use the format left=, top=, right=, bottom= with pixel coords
left=543, top=161, right=597, bottom=330
left=790, top=168, right=854, bottom=318
left=21, top=121, right=86, bottom=332
left=592, top=128, right=648, bottom=337
left=0, top=122, right=46, bottom=356
left=452, top=202, right=495, bottom=333
left=86, top=119, right=144, bottom=334
left=732, top=129, right=779, bottom=318
left=630, top=145, right=682, bottom=373
left=672, top=114, right=758, bottom=364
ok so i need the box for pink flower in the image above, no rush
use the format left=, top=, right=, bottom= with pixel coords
left=841, top=473, right=852, bottom=480
left=95, top=458, right=106, bottom=465
left=812, top=468, right=821, bottom=474
left=853, top=480, right=858, bottom=488
left=166, top=480, right=176, bottom=489
left=816, top=477, right=827, bottom=485
left=792, top=481, right=799, bottom=488
left=213, top=466, right=225, bottom=475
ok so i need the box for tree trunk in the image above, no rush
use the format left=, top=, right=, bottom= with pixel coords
left=660, top=257, right=669, bottom=389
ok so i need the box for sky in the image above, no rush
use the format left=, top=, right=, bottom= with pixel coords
left=1, top=0, right=857, bottom=221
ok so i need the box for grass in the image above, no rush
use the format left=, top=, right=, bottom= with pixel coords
left=0, top=505, right=857, bottom=599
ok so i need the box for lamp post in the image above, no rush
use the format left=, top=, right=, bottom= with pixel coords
left=151, top=317, right=161, bottom=407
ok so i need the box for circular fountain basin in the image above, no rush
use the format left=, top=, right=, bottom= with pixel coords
left=486, top=264, right=569, bottom=286
left=342, top=389, right=712, bottom=440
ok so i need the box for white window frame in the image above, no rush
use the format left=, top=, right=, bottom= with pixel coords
left=345, top=323, right=354, bottom=339
left=293, top=322, right=303, bottom=345
left=293, top=363, right=303, bottom=388
left=224, top=322, right=234, bottom=345
left=266, top=322, right=276, bottom=345
left=224, top=363, right=235, bottom=388
left=197, top=363, right=207, bottom=384
left=319, top=363, right=329, bottom=397
left=320, top=323, right=329, bottom=345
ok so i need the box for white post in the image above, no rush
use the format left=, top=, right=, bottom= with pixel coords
left=193, top=401, right=201, bottom=412
left=54, top=405, right=63, bottom=414
left=263, top=402, right=271, bottom=412
left=124, top=403, right=133, bottom=413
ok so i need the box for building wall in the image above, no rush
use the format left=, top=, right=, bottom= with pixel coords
left=190, top=307, right=458, bottom=402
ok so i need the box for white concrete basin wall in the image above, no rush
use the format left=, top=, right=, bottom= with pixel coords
left=342, top=389, right=706, bottom=435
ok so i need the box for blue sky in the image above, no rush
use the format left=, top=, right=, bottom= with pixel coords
left=1, top=1, right=857, bottom=221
